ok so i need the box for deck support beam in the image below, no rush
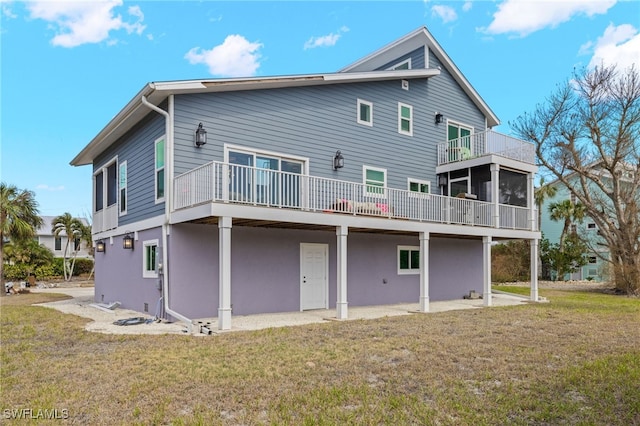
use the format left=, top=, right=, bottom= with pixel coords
left=336, top=225, right=348, bottom=320
left=218, top=216, right=232, bottom=330
left=491, top=164, right=500, bottom=228
left=530, top=238, right=539, bottom=302
left=483, top=236, right=492, bottom=306
left=419, top=232, right=430, bottom=312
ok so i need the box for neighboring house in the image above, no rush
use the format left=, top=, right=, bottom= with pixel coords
left=71, top=27, right=540, bottom=330
left=36, top=216, right=92, bottom=259
left=538, top=162, right=629, bottom=282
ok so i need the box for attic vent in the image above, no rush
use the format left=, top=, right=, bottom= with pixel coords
left=402, top=80, right=409, bottom=90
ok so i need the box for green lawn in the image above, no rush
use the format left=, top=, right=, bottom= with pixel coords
left=1, top=289, right=639, bottom=425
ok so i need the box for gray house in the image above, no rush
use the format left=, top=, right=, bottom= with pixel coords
left=71, top=27, right=541, bottom=330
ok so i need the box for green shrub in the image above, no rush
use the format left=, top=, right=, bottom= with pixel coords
left=33, top=264, right=59, bottom=280
left=73, top=258, right=94, bottom=275
left=51, top=258, right=65, bottom=277
left=2, top=264, right=29, bottom=281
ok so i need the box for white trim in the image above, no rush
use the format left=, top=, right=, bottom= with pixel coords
left=398, top=102, right=413, bottom=136
left=142, top=239, right=159, bottom=279
left=119, top=160, right=128, bottom=216
left=357, top=99, right=373, bottom=126
left=154, top=136, right=166, bottom=204
left=407, top=178, right=431, bottom=197
left=363, top=165, right=387, bottom=198
left=398, top=245, right=420, bottom=275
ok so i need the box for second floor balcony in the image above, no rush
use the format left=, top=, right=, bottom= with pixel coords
left=437, top=130, right=535, bottom=166
left=173, top=161, right=536, bottom=231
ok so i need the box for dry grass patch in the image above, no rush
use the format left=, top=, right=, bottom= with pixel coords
left=1, top=289, right=639, bottom=424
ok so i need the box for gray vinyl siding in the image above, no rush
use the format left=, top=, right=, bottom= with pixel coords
left=173, top=61, right=486, bottom=193
left=94, top=109, right=166, bottom=225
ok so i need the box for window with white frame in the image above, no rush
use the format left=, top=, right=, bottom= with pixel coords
left=357, top=99, right=373, bottom=126
left=155, top=137, right=165, bottom=202
left=398, top=103, right=413, bottom=136
left=398, top=246, right=420, bottom=274
left=587, top=222, right=597, bottom=230
left=389, top=58, right=411, bottom=70
left=54, top=237, right=62, bottom=251
left=588, top=256, right=597, bottom=264
left=363, top=166, right=386, bottom=197
left=143, top=239, right=159, bottom=278
left=119, top=160, right=127, bottom=215
left=408, top=178, right=430, bottom=196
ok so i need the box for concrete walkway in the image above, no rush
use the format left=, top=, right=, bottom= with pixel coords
left=32, top=287, right=530, bottom=336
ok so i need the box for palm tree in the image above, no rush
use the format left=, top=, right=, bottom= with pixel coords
left=534, top=176, right=557, bottom=231
left=51, top=213, right=83, bottom=281
left=0, top=183, right=43, bottom=287
left=78, top=221, right=95, bottom=279
left=548, top=199, right=587, bottom=251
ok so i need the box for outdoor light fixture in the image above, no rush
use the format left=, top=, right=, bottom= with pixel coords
left=195, top=122, right=207, bottom=147
left=333, top=150, right=345, bottom=170
left=123, top=234, right=134, bottom=250
left=96, top=241, right=106, bottom=253
left=438, top=175, right=448, bottom=187
left=435, top=113, right=444, bottom=124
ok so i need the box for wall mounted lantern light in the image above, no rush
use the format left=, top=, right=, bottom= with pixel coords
left=438, top=175, right=448, bottom=187
left=195, top=122, right=207, bottom=148
left=435, top=113, right=444, bottom=125
left=96, top=240, right=106, bottom=253
left=123, top=234, right=134, bottom=250
left=333, top=150, right=345, bottom=170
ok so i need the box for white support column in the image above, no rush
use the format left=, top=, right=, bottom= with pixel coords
left=530, top=238, right=539, bottom=302
left=491, top=164, right=500, bottom=228
left=419, top=232, right=430, bottom=312
left=218, top=216, right=232, bottom=330
left=527, top=172, right=536, bottom=231
left=336, top=225, right=348, bottom=320
left=483, top=236, right=492, bottom=306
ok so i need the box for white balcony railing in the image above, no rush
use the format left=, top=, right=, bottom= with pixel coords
left=93, top=204, right=118, bottom=233
left=174, top=161, right=535, bottom=231
left=437, top=130, right=536, bottom=166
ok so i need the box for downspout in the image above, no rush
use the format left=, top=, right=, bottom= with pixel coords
left=141, top=94, right=191, bottom=325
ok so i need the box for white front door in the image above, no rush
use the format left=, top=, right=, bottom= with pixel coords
left=300, top=243, right=328, bottom=310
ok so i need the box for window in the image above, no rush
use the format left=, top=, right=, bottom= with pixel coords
left=398, top=103, right=413, bottom=136
left=357, top=99, right=373, bottom=126
left=155, top=137, right=165, bottom=202
left=408, top=178, right=430, bottom=196
left=587, top=222, right=597, bottom=230
left=363, top=166, right=386, bottom=197
left=107, top=162, right=117, bottom=207
left=143, top=240, right=159, bottom=278
left=389, top=58, right=411, bottom=70
left=119, top=161, right=127, bottom=215
left=398, top=246, right=420, bottom=275
left=54, top=237, right=62, bottom=251
left=588, top=256, right=597, bottom=264
left=95, top=171, right=104, bottom=211
left=74, top=238, right=81, bottom=252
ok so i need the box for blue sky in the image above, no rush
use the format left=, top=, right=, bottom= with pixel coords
left=1, top=0, right=638, bottom=218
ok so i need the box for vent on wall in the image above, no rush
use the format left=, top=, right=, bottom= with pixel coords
left=144, top=303, right=149, bottom=313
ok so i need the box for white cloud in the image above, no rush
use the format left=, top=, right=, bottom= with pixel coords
left=185, top=34, right=263, bottom=77
left=483, top=0, right=616, bottom=37
left=581, top=23, right=640, bottom=70
left=37, top=184, right=65, bottom=192
left=2, top=1, right=17, bottom=19
left=462, top=2, right=473, bottom=12
left=431, top=5, right=458, bottom=23
left=304, top=26, right=349, bottom=50
left=26, top=0, right=146, bottom=47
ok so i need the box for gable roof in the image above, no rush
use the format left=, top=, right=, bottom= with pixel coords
left=341, top=27, right=499, bottom=128
left=70, top=68, right=439, bottom=166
